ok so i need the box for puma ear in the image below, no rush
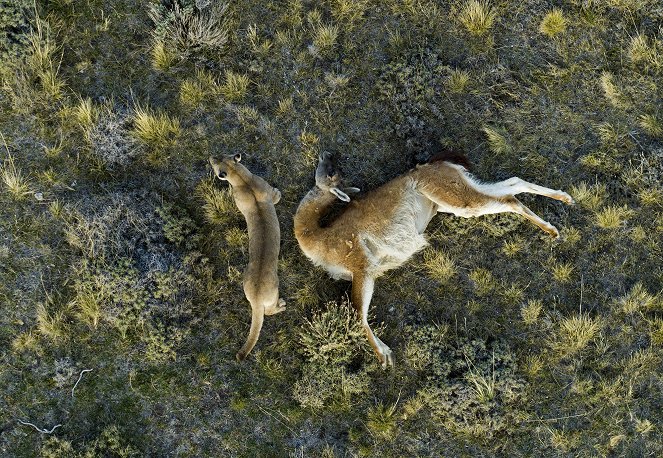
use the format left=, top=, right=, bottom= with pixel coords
left=234, top=153, right=242, bottom=163
left=343, top=187, right=360, bottom=194
left=330, top=187, right=351, bottom=202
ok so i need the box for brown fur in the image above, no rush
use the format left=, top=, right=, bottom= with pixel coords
left=294, top=152, right=574, bottom=368
left=209, top=154, right=285, bottom=361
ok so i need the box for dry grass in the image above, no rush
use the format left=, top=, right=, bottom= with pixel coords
left=482, top=126, right=510, bottom=154
left=130, top=105, right=181, bottom=150
left=539, top=9, right=567, bottom=38
left=600, top=72, right=628, bottom=108
left=458, top=0, right=496, bottom=37
left=559, top=314, right=600, bottom=353
left=152, top=41, right=177, bottom=70
left=219, top=70, right=250, bottom=102
left=423, top=249, right=456, bottom=283
left=595, top=205, right=633, bottom=229
left=447, top=68, right=470, bottom=93
left=312, top=24, right=339, bottom=55
left=521, top=299, right=543, bottom=325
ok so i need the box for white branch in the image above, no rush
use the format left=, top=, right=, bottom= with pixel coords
left=72, top=368, right=93, bottom=397
left=18, top=420, right=62, bottom=434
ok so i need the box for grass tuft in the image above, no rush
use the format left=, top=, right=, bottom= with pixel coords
left=366, top=403, right=398, bottom=440
left=618, top=283, right=656, bottom=314
left=628, top=33, right=661, bottom=69
left=559, top=314, right=600, bottom=353
left=595, top=205, right=633, bottom=229
left=458, top=0, right=497, bottom=37
left=312, top=24, right=339, bottom=56
left=423, top=249, right=456, bottom=283
left=600, top=72, right=628, bottom=108
left=152, top=40, right=177, bottom=70
left=447, top=68, right=470, bottom=93
left=482, top=126, right=510, bottom=154
left=1, top=140, right=32, bottom=199
left=539, top=9, right=567, bottom=37
left=552, top=262, right=574, bottom=283
left=130, top=105, right=181, bottom=150
left=219, top=70, right=250, bottom=102
left=521, top=299, right=543, bottom=325
left=469, top=268, right=496, bottom=296
left=638, top=114, right=663, bottom=138
left=198, top=179, right=237, bottom=225
left=570, top=182, right=606, bottom=210
left=36, top=302, right=67, bottom=341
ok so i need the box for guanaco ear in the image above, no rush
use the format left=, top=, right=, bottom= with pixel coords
left=234, top=153, right=242, bottom=163
left=330, top=187, right=351, bottom=202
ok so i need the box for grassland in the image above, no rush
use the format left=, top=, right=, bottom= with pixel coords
left=1, top=0, right=662, bottom=456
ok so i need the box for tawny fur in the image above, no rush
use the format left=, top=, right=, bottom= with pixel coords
left=209, top=154, right=286, bottom=361
left=294, top=152, right=574, bottom=368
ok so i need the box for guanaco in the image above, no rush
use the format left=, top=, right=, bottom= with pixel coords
left=209, top=153, right=286, bottom=361
left=294, top=151, right=573, bottom=368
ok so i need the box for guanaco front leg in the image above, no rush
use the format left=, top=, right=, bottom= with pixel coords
left=351, top=273, right=394, bottom=368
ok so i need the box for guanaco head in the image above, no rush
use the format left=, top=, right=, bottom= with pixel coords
left=315, top=151, right=360, bottom=202
left=209, top=153, right=244, bottom=183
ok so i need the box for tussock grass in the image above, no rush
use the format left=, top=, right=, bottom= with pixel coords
left=36, top=302, right=67, bottom=341
left=1, top=152, right=32, bottom=199
left=521, top=299, right=543, bottom=325
left=595, top=205, right=633, bottom=229
left=627, top=34, right=661, bottom=68
left=180, top=70, right=218, bottom=107
left=74, top=97, right=97, bottom=133
left=638, top=188, right=662, bottom=206
left=72, top=291, right=102, bottom=328
left=458, top=0, right=496, bottom=37
left=197, top=179, right=237, bottom=225
left=552, top=262, right=574, bottom=283
left=539, top=9, right=567, bottom=37
left=312, top=24, right=339, bottom=56
left=246, top=24, right=273, bottom=55
left=130, top=105, right=181, bottom=150
left=570, top=182, right=606, bottom=210
left=149, top=1, right=230, bottom=54
left=469, top=268, right=496, bottom=296
left=482, top=126, right=510, bottom=154
left=423, top=249, right=456, bottom=283
left=366, top=403, right=398, bottom=440
left=501, top=238, right=523, bottom=257
left=276, top=97, right=294, bottom=115
left=466, top=368, right=496, bottom=403
left=638, top=114, right=663, bottom=138
left=618, top=283, right=656, bottom=314
left=559, top=314, right=600, bottom=353
left=600, top=72, right=628, bottom=108
left=447, top=68, right=470, bottom=93
left=219, top=70, right=250, bottom=102
left=152, top=41, right=177, bottom=70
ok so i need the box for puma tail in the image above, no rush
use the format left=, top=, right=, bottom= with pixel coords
left=236, top=303, right=264, bottom=361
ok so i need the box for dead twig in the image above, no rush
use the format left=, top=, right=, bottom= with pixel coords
left=17, top=419, right=62, bottom=434
left=72, top=368, right=93, bottom=397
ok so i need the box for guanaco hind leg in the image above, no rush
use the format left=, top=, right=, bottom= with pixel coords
left=486, top=177, right=574, bottom=204
left=503, top=196, right=560, bottom=237
left=351, top=273, right=394, bottom=368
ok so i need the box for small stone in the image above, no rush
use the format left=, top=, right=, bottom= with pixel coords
left=34, top=192, right=44, bottom=201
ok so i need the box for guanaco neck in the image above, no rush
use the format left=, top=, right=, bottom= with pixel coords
left=294, top=188, right=338, bottom=244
